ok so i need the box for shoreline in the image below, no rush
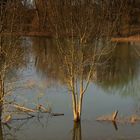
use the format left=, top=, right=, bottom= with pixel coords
left=1, top=32, right=140, bottom=42
left=111, top=35, right=140, bottom=42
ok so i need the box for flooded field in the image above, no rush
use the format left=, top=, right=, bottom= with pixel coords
left=1, top=38, right=140, bottom=140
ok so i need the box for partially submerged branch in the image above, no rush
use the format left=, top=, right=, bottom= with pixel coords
left=2, top=103, right=64, bottom=123
left=97, top=110, right=118, bottom=122
left=97, top=111, right=140, bottom=124
left=51, top=113, right=64, bottom=116
left=12, top=104, right=36, bottom=113
left=112, top=110, right=118, bottom=121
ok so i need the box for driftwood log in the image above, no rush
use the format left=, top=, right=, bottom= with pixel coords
left=97, top=110, right=118, bottom=122
left=12, top=104, right=36, bottom=112
left=97, top=110, right=140, bottom=124
left=51, top=113, right=64, bottom=116
left=2, top=103, right=64, bottom=123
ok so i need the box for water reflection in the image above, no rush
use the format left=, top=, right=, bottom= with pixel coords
left=15, top=37, right=140, bottom=140
left=0, top=36, right=29, bottom=140
left=0, top=122, right=3, bottom=140
left=72, top=122, right=82, bottom=140
left=112, top=121, right=118, bottom=131
left=97, top=42, right=140, bottom=88
left=0, top=106, right=3, bottom=140
left=31, top=36, right=118, bottom=122
left=31, top=37, right=140, bottom=98
left=31, top=37, right=114, bottom=83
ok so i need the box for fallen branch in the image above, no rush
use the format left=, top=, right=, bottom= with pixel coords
left=36, top=104, right=50, bottom=113
left=130, top=115, right=140, bottom=123
left=12, top=104, right=36, bottom=113
left=51, top=113, right=64, bottom=116
left=97, top=110, right=118, bottom=122
left=12, top=116, right=35, bottom=121
left=4, top=103, right=64, bottom=123
left=112, top=111, right=118, bottom=121
left=97, top=111, right=140, bottom=124
left=2, top=115, right=12, bottom=124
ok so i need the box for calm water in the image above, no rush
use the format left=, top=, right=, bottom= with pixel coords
left=2, top=38, right=140, bottom=140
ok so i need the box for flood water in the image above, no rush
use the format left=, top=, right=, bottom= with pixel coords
left=2, top=38, right=140, bottom=140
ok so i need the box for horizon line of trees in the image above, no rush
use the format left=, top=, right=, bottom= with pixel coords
left=1, top=0, right=139, bottom=36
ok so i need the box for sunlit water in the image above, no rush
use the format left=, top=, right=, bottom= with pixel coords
left=2, top=39, right=140, bottom=140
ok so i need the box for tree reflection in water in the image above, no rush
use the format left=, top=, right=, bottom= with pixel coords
left=0, top=122, right=3, bottom=140
left=31, top=38, right=140, bottom=124
left=96, top=42, right=140, bottom=99
left=31, top=36, right=116, bottom=122
left=72, top=122, right=82, bottom=140
left=32, top=38, right=140, bottom=98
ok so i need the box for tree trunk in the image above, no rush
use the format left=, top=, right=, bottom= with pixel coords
left=72, top=91, right=78, bottom=122
left=73, top=111, right=81, bottom=122
left=78, top=93, right=83, bottom=120
left=0, top=78, right=4, bottom=100
left=72, top=97, right=81, bottom=122
left=72, top=93, right=84, bottom=122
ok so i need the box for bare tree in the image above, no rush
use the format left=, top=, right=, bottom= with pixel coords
left=44, top=0, right=130, bottom=122
left=0, top=0, right=27, bottom=117
left=32, top=0, right=47, bottom=31
left=29, top=0, right=132, bottom=122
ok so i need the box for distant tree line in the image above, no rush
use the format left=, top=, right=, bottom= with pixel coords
left=0, top=0, right=140, bottom=36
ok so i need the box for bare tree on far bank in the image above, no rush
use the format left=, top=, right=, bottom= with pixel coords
left=30, top=0, right=140, bottom=36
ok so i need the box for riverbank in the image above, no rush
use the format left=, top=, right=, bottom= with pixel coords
left=2, top=32, right=140, bottom=43
left=111, top=35, right=140, bottom=42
